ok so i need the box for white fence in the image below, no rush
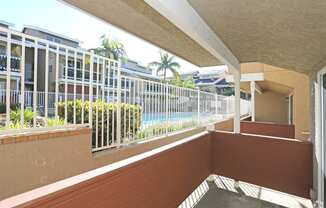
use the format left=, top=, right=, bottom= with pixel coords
left=0, top=26, right=251, bottom=151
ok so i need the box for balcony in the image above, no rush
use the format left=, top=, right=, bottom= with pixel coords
left=0, top=121, right=313, bottom=207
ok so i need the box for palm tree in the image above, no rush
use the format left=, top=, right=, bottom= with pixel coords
left=148, top=51, right=180, bottom=81
left=95, top=35, right=127, bottom=61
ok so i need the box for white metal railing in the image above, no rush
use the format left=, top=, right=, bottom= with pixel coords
left=0, top=26, right=251, bottom=151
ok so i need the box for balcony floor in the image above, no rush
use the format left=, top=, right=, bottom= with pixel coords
left=184, top=176, right=313, bottom=208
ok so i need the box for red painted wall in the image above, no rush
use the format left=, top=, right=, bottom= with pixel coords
left=20, top=134, right=212, bottom=208
left=17, top=131, right=313, bottom=207
left=212, top=131, right=312, bottom=198
left=241, top=121, right=295, bottom=138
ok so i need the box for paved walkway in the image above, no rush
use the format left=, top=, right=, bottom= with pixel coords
left=180, top=175, right=313, bottom=208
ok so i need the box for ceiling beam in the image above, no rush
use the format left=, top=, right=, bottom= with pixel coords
left=254, top=81, right=263, bottom=94
left=143, top=0, right=240, bottom=71
left=225, top=73, right=264, bottom=82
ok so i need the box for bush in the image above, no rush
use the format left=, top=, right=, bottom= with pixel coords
left=0, top=103, right=20, bottom=114
left=57, top=99, right=142, bottom=148
left=10, top=108, right=35, bottom=126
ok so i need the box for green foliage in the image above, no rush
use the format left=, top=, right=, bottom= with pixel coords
left=169, top=76, right=196, bottom=89
left=148, top=50, right=180, bottom=81
left=57, top=99, right=142, bottom=147
left=137, top=120, right=197, bottom=139
left=0, top=103, right=20, bottom=114
left=10, top=108, right=35, bottom=126
left=95, top=34, right=127, bottom=62
left=47, top=118, right=65, bottom=127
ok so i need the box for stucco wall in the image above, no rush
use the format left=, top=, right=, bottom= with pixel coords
left=0, top=126, right=205, bottom=200
left=241, top=62, right=310, bottom=140
left=255, top=91, right=288, bottom=124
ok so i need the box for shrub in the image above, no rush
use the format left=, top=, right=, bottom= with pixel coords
left=10, top=108, right=35, bottom=126
left=57, top=99, right=142, bottom=148
left=0, top=103, right=20, bottom=114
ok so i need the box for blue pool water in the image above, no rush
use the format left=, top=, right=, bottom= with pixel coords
left=142, top=112, right=213, bottom=125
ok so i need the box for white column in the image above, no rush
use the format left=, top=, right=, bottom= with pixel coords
left=234, top=71, right=241, bottom=133
left=250, top=81, right=255, bottom=122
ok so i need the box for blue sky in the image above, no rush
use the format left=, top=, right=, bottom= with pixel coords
left=0, top=0, right=226, bottom=75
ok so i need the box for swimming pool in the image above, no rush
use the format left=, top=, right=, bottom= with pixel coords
left=141, top=112, right=223, bottom=125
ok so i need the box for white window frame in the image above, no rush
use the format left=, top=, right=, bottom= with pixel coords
left=317, top=66, right=326, bottom=208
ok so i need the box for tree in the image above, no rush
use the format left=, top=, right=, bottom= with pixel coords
left=95, top=35, right=127, bottom=61
left=148, top=51, right=180, bottom=81
left=169, top=76, right=196, bottom=89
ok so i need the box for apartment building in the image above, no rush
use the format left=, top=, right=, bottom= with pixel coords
left=0, top=21, right=159, bottom=107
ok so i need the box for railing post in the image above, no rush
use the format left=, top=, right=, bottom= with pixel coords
left=165, top=82, right=169, bottom=135
left=33, top=43, right=38, bottom=127
left=5, top=32, right=11, bottom=127
left=215, top=94, right=218, bottom=120
left=20, top=37, right=25, bottom=127
left=250, top=81, right=255, bottom=121
left=116, top=60, right=122, bottom=147
left=197, top=88, right=200, bottom=126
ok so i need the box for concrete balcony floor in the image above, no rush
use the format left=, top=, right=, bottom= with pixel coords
left=180, top=176, right=313, bottom=208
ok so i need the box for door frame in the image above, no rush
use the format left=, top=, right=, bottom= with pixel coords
left=317, top=66, right=326, bottom=207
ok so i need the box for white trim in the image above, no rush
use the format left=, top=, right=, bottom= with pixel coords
left=317, top=66, right=326, bottom=207
left=143, top=0, right=240, bottom=71
left=225, top=72, right=264, bottom=82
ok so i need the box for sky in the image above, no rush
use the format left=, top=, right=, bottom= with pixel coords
left=0, top=0, right=227, bottom=76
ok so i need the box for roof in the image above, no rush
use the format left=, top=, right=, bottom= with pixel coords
left=195, top=77, right=231, bottom=87
left=121, top=59, right=152, bottom=75
left=0, top=20, right=14, bottom=28
left=22, top=25, right=82, bottom=45
left=121, top=67, right=160, bottom=81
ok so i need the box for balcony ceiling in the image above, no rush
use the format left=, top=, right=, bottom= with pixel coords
left=63, top=0, right=326, bottom=73
left=188, top=0, right=326, bottom=73
left=62, top=0, right=223, bottom=67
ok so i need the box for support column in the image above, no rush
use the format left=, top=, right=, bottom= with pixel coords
left=234, top=71, right=241, bottom=133
left=250, top=81, right=255, bottom=122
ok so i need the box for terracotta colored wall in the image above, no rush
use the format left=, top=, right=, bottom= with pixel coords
left=0, top=126, right=205, bottom=200
left=19, top=134, right=212, bottom=208
left=240, top=121, right=295, bottom=138
left=214, top=118, right=233, bottom=132
left=4, top=130, right=314, bottom=207
left=212, top=131, right=313, bottom=198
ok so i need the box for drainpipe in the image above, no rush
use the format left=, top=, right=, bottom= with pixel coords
left=234, top=71, right=241, bottom=133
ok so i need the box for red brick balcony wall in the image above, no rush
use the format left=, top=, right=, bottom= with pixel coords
left=240, top=121, right=295, bottom=138
left=212, top=131, right=313, bottom=198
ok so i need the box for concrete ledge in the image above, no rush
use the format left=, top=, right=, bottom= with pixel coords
left=0, top=125, right=91, bottom=145
left=240, top=121, right=295, bottom=138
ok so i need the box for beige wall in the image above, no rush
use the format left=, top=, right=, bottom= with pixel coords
left=240, top=62, right=310, bottom=140
left=255, top=91, right=288, bottom=124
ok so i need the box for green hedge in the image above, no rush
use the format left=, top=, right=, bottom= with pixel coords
left=57, top=100, right=142, bottom=148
